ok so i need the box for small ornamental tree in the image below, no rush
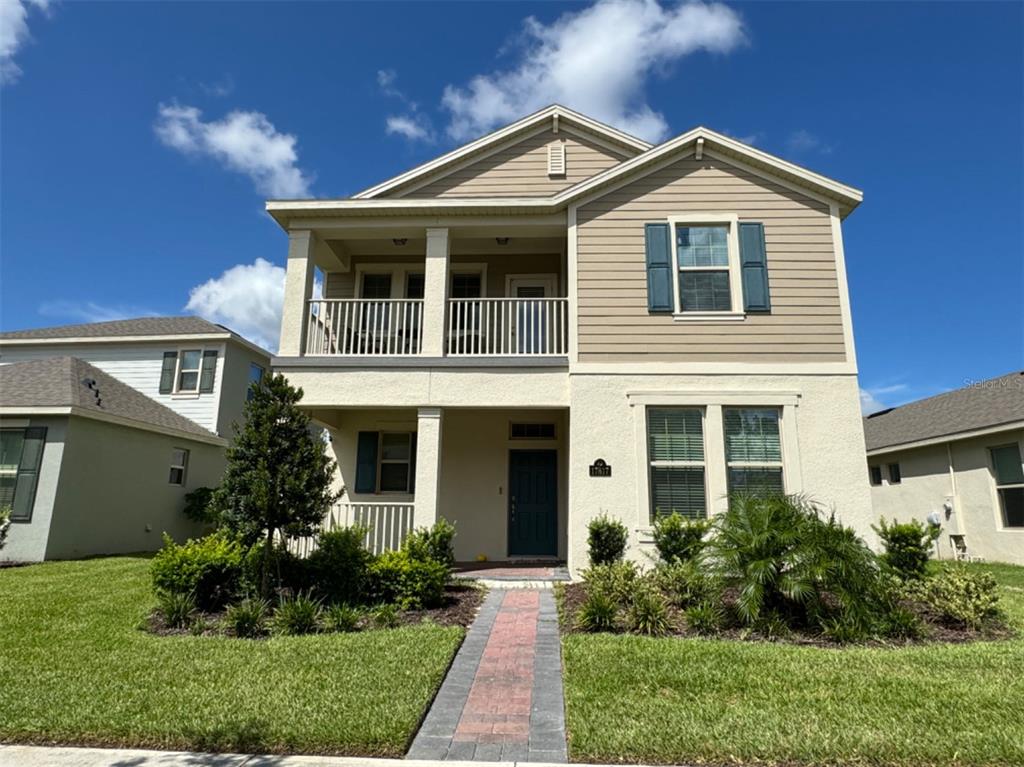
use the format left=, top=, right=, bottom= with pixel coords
left=213, top=374, right=340, bottom=597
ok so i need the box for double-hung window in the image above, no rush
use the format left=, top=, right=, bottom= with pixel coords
left=990, top=444, right=1024, bottom=528
left=669, top=215, right=743, bottom=317
left=247, top=363, right=265, bottom=402
left=169, top=449, right=189, bottom=485
left=724, top=408, right=784, bottom=496
left=176, top=350, right=202, bottom=392
left=0, top=428, right=46, bottom=521
left=646, top=408, right=707, bottom=520
left=379, top=433, right=413, bottom=493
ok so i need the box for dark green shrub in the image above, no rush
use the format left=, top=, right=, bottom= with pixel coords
left=582, top=561, right=639, bottom=605
left=183, top=486, right=218, bottom=525
left=403, top=518, right=456, bottom=570
left=307, top=527, right=372, bottom=605
left=684, top=601, right=724, bottom=635
left=368, top=549, right=448, bottom=609
left=371, top=603, right=400, bottom=629
left=241, top=542, right=309, bottom=596
left=272, top=593, right=323, bottom=635
left=702, top=493, right=886, bottom=636
left=905, top=564, right=1002, bottom=630
left=652, top=513, right=709, bottom=564
left=652, top=559, right=718, bottom=608
left=323, top=604, right=362, bottom=633
left=575, top=592, right=618, bottom=632
left=225, top=597, right=269, bottom=638
left=150, top=531, right=245, bottom=611
left=625, top=586, right=672, bottom=636
left=873, top=517, right=939, bottom=580
left=0, top=505, right=12, bottom=551
left=157, top=590, right=196, bottom=629
left=587, top=515, right=628, bottom=565
left=880, top=605, right=925, bottom=640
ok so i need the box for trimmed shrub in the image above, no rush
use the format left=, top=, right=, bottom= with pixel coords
left=582, top=561, right=639, bottom=606
left=241, top=542, right=309, bottom=596
left=157, top=590, right=196, bottom=629
left=403, top=518, right=456, bottom=570
left=652, top=513, right=709, bottom=564
left=151, top=531, right=245, bottom=611
left=575, top=592, right=618, bottom=632
left=873, top=517, right=939, bottom=580
left=272, top=593, right=323, bottom=636
left=371, top=603, right=400, bottom=629
left=307, top=527, right=372, bottom=605
left=225, top=597, right=269, bottom=638
left=906, top=564, right=1002, bottom=630
left=368, top=549, right=448, bottom=609
left=323, top=604, right=362, bottom=633
left=625, top=586, right=672, bottom=637
left=587, top=515, right=628, bottom=565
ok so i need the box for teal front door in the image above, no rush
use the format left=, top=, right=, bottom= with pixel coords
left=508, top=450, right=558, bottom=556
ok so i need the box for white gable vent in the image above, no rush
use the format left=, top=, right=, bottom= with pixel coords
left=547, top=142, right=566, bottom=177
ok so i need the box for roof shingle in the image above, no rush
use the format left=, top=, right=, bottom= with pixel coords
left=0, top=316, right=225, bottom=340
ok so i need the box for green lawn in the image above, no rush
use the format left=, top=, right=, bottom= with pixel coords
left=0, top=556, right=463, bottom=755
left=563, top=561, right=1024, bottom=767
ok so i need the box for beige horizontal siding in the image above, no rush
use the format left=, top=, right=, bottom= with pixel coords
left=576, top=155, right=848, bottom=363
left=399, top=128, right=627, bottom=199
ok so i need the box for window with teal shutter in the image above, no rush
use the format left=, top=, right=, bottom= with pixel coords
left=646, top=408, right=706, bottom=520
left=199, top=350, right=218, bottom=393
left=354, top=431, right=379, bottom=493
left=644, top=223, right=673, bottom=312
left=1, top=427, right=46, bottom=522
left=677, top=225, right=732, bottom=312
left=739, top=222, right=771, bottom=312
left=724, top=408, right=784, bottom=497
left=159, top=352, right=177, bottom=394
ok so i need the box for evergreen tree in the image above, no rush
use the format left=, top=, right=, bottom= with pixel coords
left=214, top=374, right=339, bottom=596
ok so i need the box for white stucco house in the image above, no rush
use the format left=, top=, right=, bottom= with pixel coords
left=268, top=105, right=874, bottom=572
left=0, top=317, right=271, bottom=561
left=865, top=371, right=1024, bottom=565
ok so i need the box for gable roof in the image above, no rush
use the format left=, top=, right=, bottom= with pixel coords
left=864, top=371, right=1024, bottom=453
left=351, top=105, right=652, bottom=200
left=0, top=357, right=225, bottom=445
left=0, top=316, right=271, bottom=358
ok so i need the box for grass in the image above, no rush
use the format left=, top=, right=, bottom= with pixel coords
left=562, top=561, right=1024, bottom=766
left=0, top=556, right=463, bottom=755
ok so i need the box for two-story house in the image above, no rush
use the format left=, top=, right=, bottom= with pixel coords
left=268, top=105, right=874, bottom=571
left=0, top=316, right=271, bottom=561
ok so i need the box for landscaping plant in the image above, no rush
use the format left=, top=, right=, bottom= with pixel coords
left=368, top=549, right=448, bottom=609
left=582, top=561, right=639, bottom=605
left=213, top=374, right=340, bottom=597
left=182, top=486, right=218, bottom=526
left=575, top=591, right=618, bottom=632
left=150, top=531, right=245, bottom=611
left=904, top=563, right=1002, bottom=629
left=323, top=604, right=362, bottom=633
left=403, top=517, right=456, bottom=570
left=307, top=526, right=372, bottom=605
left=587, top=514, right=628, bottom=565
left=224, top=597, right=270, bottom=638
left=156, top=590, right=196, bottom=629
left=652, top=559, right=718, bottom=608
left=625, top=585, right=672, bottom=637
left=371, top=603, right=400, bottom=629
left=241, top=542, right=308, bottom=596
left=873, top=517, right=940, bottom=580
left=0, top=505, right=11, bottom=551
left=652, top=513, right=709, bottom=564
left=272, top=592, right=323, bottom=635
left=684, top=601, right=724, bottom=636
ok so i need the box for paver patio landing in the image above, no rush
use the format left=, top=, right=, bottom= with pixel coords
left=407, top=589, right=567, bottom=763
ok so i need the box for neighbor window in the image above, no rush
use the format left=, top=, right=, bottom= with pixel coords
left=176, top=350, right=202, bottom=392
left=160, top=349, right=217, bottom=395
left=646, top=407, right=706, bottom=521
left=869, top=465, right=883, bottom=486
left=675, top=225, right=732, bottom=312
left=378, top=433, right=413, bottom=493
left=169, top=448, right=189, bottom=486
left=724, top=408, right=784, bottom=496
left=247, top=362, right=265, bottom=401
left=888, top=463, right=902, bottom=484
left=990, top=444, right=1024, bottom=528
left=0, top=427, right=46, bottom=521
left=510, top=423, right=556, bottom=440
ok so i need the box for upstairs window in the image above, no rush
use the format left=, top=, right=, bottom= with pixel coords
left=177, top=350, right=202, bottom=392
left=888, top=463, right=902, bottom=484
left=160, top=349, right=217, bottom=395
left=646, top=407, right=706, bottom=521
left=869, top=465, right=883, bottom=486
left=990, top=444, right=1024, bottom=528
left=676, top=225, right=732, bottom=312
left=724, top=408, right=784, bottom=496
left=247, top=363, right=265, bottom=401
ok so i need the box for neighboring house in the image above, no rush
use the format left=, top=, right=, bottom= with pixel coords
left=864, top=371, right=1024, bottom=565
left=0, top=358, right=226, bottom=562
left=0, top=317, right=272, bottom=562
left=268, top=104, right=873, bottom=571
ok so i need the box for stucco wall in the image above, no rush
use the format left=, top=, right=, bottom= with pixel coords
left=217, top=342, right=271, bottom=438
left=566, top=373, right=873, bottom=574
left=869, top=429, right=1024, bottom=564
left=0, top=416, right=68, bottom=563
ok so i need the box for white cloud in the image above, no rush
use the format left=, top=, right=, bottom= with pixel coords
left=378, top=69, right=434, bottom=142
left=786, top=129, right=832, bottom=156
left=440, top=0, right=745, bottom=143
left=1, top=0, right=51, bottom=85
left=185, top=258, right=288, bottom=352
left=154, top=103, right=313, bottom=197
left=38, top=300, right=159, bottom=324
left=859, top=383, right=910, bottom=415
left=200, top=75, right=235, bottom=98
left=859, top=388, right=886, bottom=416
left=386, top=115, right=432, bottom=141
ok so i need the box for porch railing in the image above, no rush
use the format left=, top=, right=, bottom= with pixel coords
left=288, top=501, right=416, bottom=557
left=447, top=297, right=568, bottom=356
left=305, top=299, right=424, bottom=356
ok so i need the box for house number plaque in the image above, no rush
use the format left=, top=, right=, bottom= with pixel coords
left=589, top=459, right=612, bottom=477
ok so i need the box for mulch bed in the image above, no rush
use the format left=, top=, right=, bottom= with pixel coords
left=146, top=582, right=486, bottom=638
left=557, top=582, right=1013, bottom=648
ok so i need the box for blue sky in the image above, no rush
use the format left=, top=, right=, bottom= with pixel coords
left=2, top=0, right=1021, bottom=412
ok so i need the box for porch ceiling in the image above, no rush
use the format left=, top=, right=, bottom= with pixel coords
left=325, top=235, right=565, bottom=258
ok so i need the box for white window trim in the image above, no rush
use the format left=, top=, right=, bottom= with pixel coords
left=723, top=407, right=786, bottom=496
left=377, top=431, right=413, bottom=494
left=667, top=213, right=745, bottom=321
left=173, top=349, right=203, bottom=395
left=989, top=440, right=1024, bottom=531
left=355, top=263, right=422, bottom=299
left=449, top=263, right=488, bottom=298
left=645, top=407, right=709, bottom=524
left=505, top=273, right=558, bottom=298
left=169, top=448, right=189, bottom=486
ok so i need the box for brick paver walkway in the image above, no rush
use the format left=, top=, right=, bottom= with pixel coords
left=407, top=589, right=567, bottom=762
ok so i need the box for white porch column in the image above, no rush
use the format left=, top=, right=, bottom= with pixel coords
left=413, top=406, right=443, bottom=529
left=278, top=229, right=316, bottom=356
left=421, top=228, right=449, bottom=356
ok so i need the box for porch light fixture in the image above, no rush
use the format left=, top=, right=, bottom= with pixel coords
left=392, top=238, right=407, bottom=246
left=495, top=237, right=510, bottom=245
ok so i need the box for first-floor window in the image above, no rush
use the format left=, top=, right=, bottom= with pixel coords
left=379, top=433, right=413, bottom=493
left=724, top=408, right=784, bottom=496
left=0, top=430, right=25, bottom=509
left=869, top=465, right=883, bottom=486
left=0, top=427, right=46, bottom=521
left=647, top=407, right=706, bottom=520
left=888, top=463, right=902, bottom=484
left=169, top=449, right=189, bottom=486
left=990, top=444, right=1024, bottom=528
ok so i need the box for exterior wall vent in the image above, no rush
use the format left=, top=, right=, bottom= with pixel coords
left=547, top=142, right=566, bottom=178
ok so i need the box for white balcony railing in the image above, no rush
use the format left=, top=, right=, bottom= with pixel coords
left=288, top=501, right=415, bottom=558
left=447, top=297, right=568, bottom=356
left=305, top=299, right=424, bottom=356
